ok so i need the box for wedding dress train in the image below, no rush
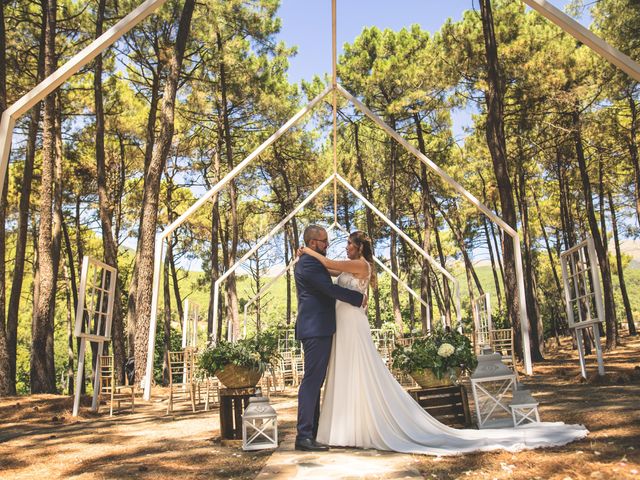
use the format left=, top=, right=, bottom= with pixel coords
left=316, top=270, right=588, bottom=456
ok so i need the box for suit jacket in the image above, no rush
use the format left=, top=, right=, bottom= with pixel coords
left=294, top=254, right=365, bottom=340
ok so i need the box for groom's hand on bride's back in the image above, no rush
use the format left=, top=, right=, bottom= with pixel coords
left=361, top=293, right=368, bottom=309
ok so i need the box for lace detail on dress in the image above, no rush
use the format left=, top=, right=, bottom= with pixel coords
left=336, top=262, right=370, bottom=294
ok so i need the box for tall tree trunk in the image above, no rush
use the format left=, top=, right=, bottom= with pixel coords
left=285, top=227, right=292, bottom=325
left=557, top=150, right=577, bottom=250
left=127, top=60, right=163, bottom=357
left=598, top=159, right=616, bottom=338
left=206, top=147, right=221, bottom=337
left=489, top=200, right=506, bottom=289
left=571, top=110, right=618, bottom=349
left=353, top=121, right=381, bottom=327
left=164, top=171, right=182, bottom=326
left=387, top=117, right=403, bottom=332
left=255, top=254, right=261, bottom=333
left=93, top=0, right=125, bottom=382
left=31, top=0, right=58, bottom=393
left=216, top=29, right=239, bottom=341
left=626, top=94, right=640, bottom=225
left=219, top=213, right=230, bottom=341
left=437, top=201, right=484, bottom=299
left=0, top=0, right=10, bottom=396
left=62, top=218, right=80, bottom=394
left=532, top=189, right=567, bottom=336
left=514, top=159, right=544, bottom=360
left=479, top=174, right=502, bottom=310
left=5, top=3, right=45, bottom=395
left=483, top=216, right=502, bottom=308
left=413, top=113, right=434, bottom=333
left=169, top=241, right=183, bottom=323
left=74, top=194, right=90, bottom=390
left=608, top=191, right=637, bottom=335
left=431, top=208, right=452, bottom=324
left=207, top=197, right=221, bottom=337
left=63, top=261, right=74, bottom=395
left=50, top=91, right=64, bottom=379
left=479, top=0, right=523, bottom=358
left=133, top=0, right=196, bottom=382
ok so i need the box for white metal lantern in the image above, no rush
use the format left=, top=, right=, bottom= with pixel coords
left=470, top=351, right=517, bottom=429
left=242, top=396, right=278, bottom=451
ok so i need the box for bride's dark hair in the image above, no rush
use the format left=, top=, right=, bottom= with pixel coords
left=349, top=231, right=376, bottom=288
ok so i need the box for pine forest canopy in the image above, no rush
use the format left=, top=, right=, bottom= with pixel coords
left=0, top=0, right=638, bottom=397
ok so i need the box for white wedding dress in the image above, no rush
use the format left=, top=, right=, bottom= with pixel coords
left=316, top=269, right=588, bottom=456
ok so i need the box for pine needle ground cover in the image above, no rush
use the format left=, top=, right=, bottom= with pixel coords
left=0, top=336, right=638, bottom=480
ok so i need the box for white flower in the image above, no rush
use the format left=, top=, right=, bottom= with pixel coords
left=437, top=343, right=455, bottom=358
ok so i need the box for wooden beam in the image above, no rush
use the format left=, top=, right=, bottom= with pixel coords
left=522, top=0, right=640, bottom=81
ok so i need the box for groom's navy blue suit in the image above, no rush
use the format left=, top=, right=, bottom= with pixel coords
left=294, top=253, right=364, bottom=442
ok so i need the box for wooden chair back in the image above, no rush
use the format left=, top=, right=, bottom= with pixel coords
left=490, top=328, right=517, bottom=372
left=98, top=355, right=134, bottom=416
left=167, top=349, right=196, bottom=413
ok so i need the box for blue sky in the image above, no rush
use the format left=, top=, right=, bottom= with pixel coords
left=275, top=0, right=581, bottom=138
left=276, top=0, right=582, bottom=84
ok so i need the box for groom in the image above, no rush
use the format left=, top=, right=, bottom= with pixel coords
left=294, top=225, right=366, bottom=452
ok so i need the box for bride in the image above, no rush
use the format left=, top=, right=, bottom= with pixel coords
left=298, top=231, right=588, bottom=455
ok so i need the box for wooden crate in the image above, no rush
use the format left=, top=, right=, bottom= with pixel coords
left=219, top=387, right=257, bottom=440
left=408, top=385, right=472, bottom=428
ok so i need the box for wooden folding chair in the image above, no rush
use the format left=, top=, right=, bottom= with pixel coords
left=490, top=328, right=518, bottom=374
left=167, top=349, right=196, bottom=413
left=98, top=355, right=135, bottom=416
left=292, top=353, right=305, bottom=386
left=200, top=376, right=220, bottom=410
left=279, top=351, right=295, bottom=386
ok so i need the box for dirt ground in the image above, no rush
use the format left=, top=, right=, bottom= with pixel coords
left=1, top=335, right=639, bottom=480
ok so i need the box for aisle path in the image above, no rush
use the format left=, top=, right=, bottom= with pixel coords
left=255, top=434, right=423, bottom=479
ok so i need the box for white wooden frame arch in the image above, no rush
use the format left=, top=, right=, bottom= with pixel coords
left=141, top=81, right=515, bottom=399
left=241, top=221, right=442, bottom=338
left=0, top=0, right=631, bottom=397
left=211, top=173, right=459, bottom=343
left=212, top=175, right=336, bottom=343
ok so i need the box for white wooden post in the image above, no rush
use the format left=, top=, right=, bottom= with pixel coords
left=91, top=340, right=106, bottom=411
left=72, top=338, right=87, bottom=417
left=181, top=298, right=189, bottom=349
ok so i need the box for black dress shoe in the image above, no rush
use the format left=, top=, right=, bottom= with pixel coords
left=294, top=437, right=329, bottom=452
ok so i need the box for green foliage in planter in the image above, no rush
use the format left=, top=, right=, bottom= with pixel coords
left=391, top=329, right=477, bottom=379
left=198, top=330, right=280, bottom=376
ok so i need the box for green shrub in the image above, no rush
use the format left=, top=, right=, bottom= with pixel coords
left=391, top=328, right=477, bottom=379
left=198, top=330, right=280, bottom=376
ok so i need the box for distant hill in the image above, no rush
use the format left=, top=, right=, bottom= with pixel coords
left=614, top=239, right=640, bottom=268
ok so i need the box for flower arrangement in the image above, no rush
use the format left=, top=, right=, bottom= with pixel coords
left=198, top=331, right=280, bottom=388
left=391, top=329, right=477, bottom=384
